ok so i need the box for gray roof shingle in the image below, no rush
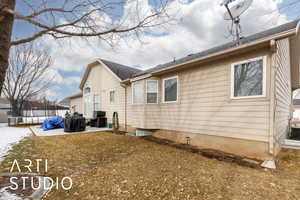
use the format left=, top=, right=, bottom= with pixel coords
left=100, top=59, right=143, bottom=80
left=134, top=19, right=299, bottom=77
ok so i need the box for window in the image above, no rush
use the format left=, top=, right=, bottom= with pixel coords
left=146, top=80, right=158, bottom=104
left=163, top=76, right=178, bottom=103
left=84, top=94, right=93, bottom=117
left=231, top=56, right=266, bottom=99
left=94, top=94, right=100, bottom=111
left=110, top=90, right=115, bottom=104
left=132, top=81, right=144, bottom=104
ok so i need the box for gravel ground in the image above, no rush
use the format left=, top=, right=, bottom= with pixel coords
left=0, top=131, right=300, bottom=200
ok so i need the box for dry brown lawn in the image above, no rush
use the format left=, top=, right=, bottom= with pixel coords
left=1, top=132, right=300, bottom=200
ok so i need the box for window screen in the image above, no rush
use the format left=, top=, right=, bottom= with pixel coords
left=110, top=91, right=115, bottom=104
left=147, top=80, right=158, bottom=104
left=132, top=81, right=143, bottom=104
left=94, top=94, right=100, bottom=111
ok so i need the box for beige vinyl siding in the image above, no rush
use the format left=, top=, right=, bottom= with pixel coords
left=274, top=38, right=292, bottom=145
left=289, top=35, right=300, bottom=89
left=70, top=96, right=83, bottom=114
left=83, top=63, right=126, bottom=125
left=127, top=49, right=271, bottom=142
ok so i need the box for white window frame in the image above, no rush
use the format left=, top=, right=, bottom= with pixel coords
left=109, top=90, right=115, bottom=104
left=132, top=81, right=144, bottom=105
left=230, top=56, right=267, bottom=100
left=94, top=94, right=100, bottom=111
left=162, top=75, right=179, bottom=103
left=146, top=80, right=158, bottom=104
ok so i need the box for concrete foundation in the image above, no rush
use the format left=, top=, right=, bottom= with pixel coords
left=153, top=129, right=273, bottom=160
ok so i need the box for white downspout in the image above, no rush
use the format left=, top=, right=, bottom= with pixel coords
left=121, top=83, right=127, bottom=132
left=269, top=39, right=277, bottom=156
left=296, top=20, right=300, bottom=35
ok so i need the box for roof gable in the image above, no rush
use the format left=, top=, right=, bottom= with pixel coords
left=80, top=59, right=142, bottom=89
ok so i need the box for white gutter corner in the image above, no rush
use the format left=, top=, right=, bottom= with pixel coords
left=296, top=20, right=300, bottom=35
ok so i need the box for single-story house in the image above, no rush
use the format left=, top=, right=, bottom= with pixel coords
left=0, top=98, right=11, bottom=123
left=69, top=19, right=300, bottom=160
left=0, top=97, right=69, bottom=122
left=66, top=93, right=83, bottom=114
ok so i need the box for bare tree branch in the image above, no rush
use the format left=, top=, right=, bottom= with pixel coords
left=2, top=43, right=54, bottom=116
left=1, top=0, right=171, bottom=46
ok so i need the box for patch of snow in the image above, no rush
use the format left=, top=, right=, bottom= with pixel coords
left=0, top=123, right=30, bottom=162
left=0, top=187, right=22, bottom=200
left=261, top=160, right=276, bottom=169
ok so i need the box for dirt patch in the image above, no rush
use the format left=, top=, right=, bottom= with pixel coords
left=142, top=136, right=262, bottom=168
left=1, top=131, right=300, bottom=200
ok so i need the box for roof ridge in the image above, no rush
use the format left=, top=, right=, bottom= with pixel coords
left=99, top=58, right=143, bottom=72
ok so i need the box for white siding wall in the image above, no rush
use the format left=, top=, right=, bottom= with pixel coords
left=127, top=49, right=272, bottom=142
left=83, top=63, right=126, bottom=125
left=70, top=96, right=83, bottom=114
left=274, top=39, right=292, bottom=144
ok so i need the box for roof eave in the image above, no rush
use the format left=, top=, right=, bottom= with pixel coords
left=151, top=29, right=296, bottom=76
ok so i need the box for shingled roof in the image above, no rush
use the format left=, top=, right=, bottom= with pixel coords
left=100, top=59, right=142, bottom=80
left=134, top=19, right=299, bottom=77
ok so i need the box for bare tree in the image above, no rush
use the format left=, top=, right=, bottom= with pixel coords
left=0, top=0, right=171, bottom=94
left=2, top=43, right=53, bottom=117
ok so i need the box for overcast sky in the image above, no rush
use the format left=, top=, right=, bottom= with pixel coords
left=12, top=0, right=300, bottom=101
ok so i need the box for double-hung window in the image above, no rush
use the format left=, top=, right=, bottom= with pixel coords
left=146, top=80, right=158, bottom=104
left=94, top=94, right=100, bottom=111
left=163, top=76, right=178, bottom=103
left=110, top=90, right=115, bottom=104
left=132, top=81, right=144, bottom=104
left=231, top=56, right=266, bottom=99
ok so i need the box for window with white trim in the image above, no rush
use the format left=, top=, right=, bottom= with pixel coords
left=231, top=57, right=266, bottom=98
left=132, top=81, right=144, bottom=104
left=163, top=76, right=178, bottom=103
left=94, top=94, right=100, bottom=111
left=146, top=80, right=158, bottom=104
left=110, top=90, right=115, bottom=104
left=84, top=94, right=93, bottom=117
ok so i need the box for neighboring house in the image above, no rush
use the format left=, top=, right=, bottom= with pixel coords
left=69, top=19, right=300, bottom=160
left=67, top=93, right=83, bottom=114
left=21, top=101, right=69, bottom=117
left=0, top=97, right=69, bottom=122
left=0, top=98, right=11, bottom=123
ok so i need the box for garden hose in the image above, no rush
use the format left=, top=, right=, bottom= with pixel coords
left=112, top=112, right=119, bottom=131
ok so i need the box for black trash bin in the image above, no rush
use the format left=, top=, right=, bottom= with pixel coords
left=90, top=111, right=107, bottom=128
left=64, top=113, right=86, bottom=132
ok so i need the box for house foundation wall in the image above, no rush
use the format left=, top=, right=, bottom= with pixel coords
left=153, top=129, right=273, bottom=160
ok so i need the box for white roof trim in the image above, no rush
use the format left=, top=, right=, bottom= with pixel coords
left=79, top=59, right=122, bottom=89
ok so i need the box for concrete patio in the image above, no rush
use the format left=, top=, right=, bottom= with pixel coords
left=30, top=126, right=112, bottom=136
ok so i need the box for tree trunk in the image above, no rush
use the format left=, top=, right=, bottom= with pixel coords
left=0, top=0, right=16, bottom=95
left=11, top=100, right=20, bottom=117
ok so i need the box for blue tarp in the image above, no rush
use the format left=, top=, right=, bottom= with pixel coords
left=41, top=117, right=64, bottom=131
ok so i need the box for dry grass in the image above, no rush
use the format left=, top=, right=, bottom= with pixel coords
left=1, top=132, right=300, bottom=200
